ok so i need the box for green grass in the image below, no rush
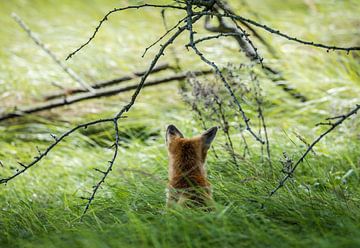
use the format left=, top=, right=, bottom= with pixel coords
left=0, top=0, right=360, bottom=247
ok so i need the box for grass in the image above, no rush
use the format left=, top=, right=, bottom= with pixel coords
left=0, top=0, right=360, bottom=247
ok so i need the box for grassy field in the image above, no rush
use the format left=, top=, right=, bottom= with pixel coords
left=0, top=0, right=360, bottom=247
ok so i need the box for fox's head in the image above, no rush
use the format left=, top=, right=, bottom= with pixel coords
left=166, top=125, right=218, bottom=182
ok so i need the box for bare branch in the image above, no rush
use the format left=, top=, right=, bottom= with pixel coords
left=251, top=71, right=272, bottom=170
left=0, top=118, right=114, bottom=185
left=0, top=70, right=211, bottom=122
left=66, top=4, right=186, bottom=60
left=186, top=14, right=264, bottom=143
left=83, top=119, right=119, bottom=215
left=44, top=63, right=170, bottom=100
left=192, top=32, right=247, bottom=46
left=270, top=104, right=360, bottom=197
left=197, top=11, right=360, bottom=53
left=113, top=15, right=203, bottom=120
left=142, top=16, right=187, bottom=57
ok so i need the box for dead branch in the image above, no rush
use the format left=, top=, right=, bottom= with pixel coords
left=202, top=2, right=306, bottom=102
left=43, top=63, right=170, bottom=100
left=185, top=1, right=264, bottom=144
left=142, top=16, right=188, bottom=58
left=0, top=70, right=212, bottom=122
left=0, top=117, right=115, bottom=185
left=83, top=119, right=119, bottom=214
left=269, top=104, right=360, bottom=197
left=199, top=11, right=360, bottom=53
left=251, top=71, right=272, bottom=171
left=214, top=0, right=278, bottom=57
left=11, top=13, right=95, bottom=92
left=66, top=4, right=186, bottom=60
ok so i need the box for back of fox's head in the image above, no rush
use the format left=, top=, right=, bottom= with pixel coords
left=166, top=125, right=218, bottom=165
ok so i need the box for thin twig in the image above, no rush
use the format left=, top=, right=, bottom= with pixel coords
left=83, top=119, right=119, bottom=214
left=188, top=40, right=264, bottom=143
left=0, top=118, right=114, bottom=184
left=269, top=104, right=360, bottom=196
left=142, top=16, right=187, bottom=58
left=66, top=4, right=186, bottom=60
left=251, top=71, right=272, bottom=170
left=198, top=11, right=360, bottom=53
left=192, top=32, right=247, bottom=46
left=11, top=13, right=95, bottom=92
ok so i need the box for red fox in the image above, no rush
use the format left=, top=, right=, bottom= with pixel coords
left=166, top=124, right=218, bottom=208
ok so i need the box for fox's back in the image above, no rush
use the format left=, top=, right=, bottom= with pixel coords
left=166, top=125, right=217, bottom=207
left=168, top=137, right=209, bottom=189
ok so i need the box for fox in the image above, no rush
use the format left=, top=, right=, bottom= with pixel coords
left=165, top=124, right=218, bottom=208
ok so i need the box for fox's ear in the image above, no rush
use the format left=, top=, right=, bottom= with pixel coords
left=201, top=126, right=218, bottom=149
left=166, top=124, right=184, bottom=144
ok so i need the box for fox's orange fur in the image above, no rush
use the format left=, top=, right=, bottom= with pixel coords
left=166, top=124, right=217, bottom=207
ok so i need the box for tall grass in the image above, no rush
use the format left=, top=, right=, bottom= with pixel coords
left=0, top=0, right=359, bottom=247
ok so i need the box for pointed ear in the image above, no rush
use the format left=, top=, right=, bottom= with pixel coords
left=201, top=126, right=218, bottom=149
left=166, top=124, right=184, bottom=144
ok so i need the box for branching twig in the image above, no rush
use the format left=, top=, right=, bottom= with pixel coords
left=251, top=71, right=272, bottom=170
left=142, top=16, right=187, bottom=58
left=0, top=118, right=114, bottom=184
left=192, top=32, right=247, bottom=46
left=83, top=119, right=119, bottom=214
left=66, top=4, right=186, bottom=60
left=186, top=31, right=264, bottom=143
left=199, top=11, right=360, bottom=53
left=269, top=104, right=360, bottom=196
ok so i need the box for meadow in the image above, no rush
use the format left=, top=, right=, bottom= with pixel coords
left=0, top=0, right=359, bottom=247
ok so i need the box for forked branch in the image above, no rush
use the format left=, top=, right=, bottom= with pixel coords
left=198, top=11, right=360, bottom=53
left=270, top=104, right=360, bottom=197
left=66, top=4, right=186, bottom=60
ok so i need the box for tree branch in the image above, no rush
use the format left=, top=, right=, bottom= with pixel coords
left=43, top=63, right=170, bottom=100
left=66, top=4, right=186, bottom=60
left=0, top=70, right=211, bottom=122
left=0, top=118, right=114, bottom=184
left=198, top=11, right=360, bottom=52
left=269, top=104, right=360, bottom=197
